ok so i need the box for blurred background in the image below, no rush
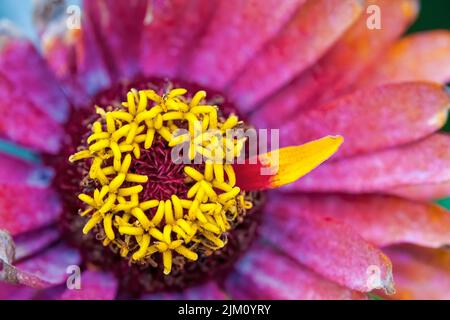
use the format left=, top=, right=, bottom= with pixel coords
left=0, top=0, right=450, bottom=205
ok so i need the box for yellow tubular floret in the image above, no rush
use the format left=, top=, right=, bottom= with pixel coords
left=69, top=87, right=255, bottom=275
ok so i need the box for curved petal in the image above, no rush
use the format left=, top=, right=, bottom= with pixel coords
left=224, top=243, right=367, bottom=300
left=361, top=30, right=450, bottom=87
left=14, top=227, right=60, bottom=261
left=0, top=282, right=36, bottom=300
left=260, top=200, right=394, bottom=293
left=381, top=245, right=450, bottom=300
left=1, top=231, right=80, bottom=289
left=0, top=21, right=69, bottom=123
left=180, top=0, right=305, bottom=89
left=253, top=0, right=419, bottom=128
left=82, top=0, right=150, bottom=81
left=285, top=133, right=450, bottom=194
left=272, top=193, right=450, bottom=248
left=182, top=281, right=228, bottom=300
left=228, top=0, right=363, bottom=111
left=233, top=136, right=343, bottom=191
left=37, top=1, right=111, bottom=103
left=60, top=270, right=118, bottom=300
left=388, top=181, right=450, bottom=201
left=278, top=82, right=450, bottom=158
left=0, top=154, right=61, bottom=236
left=140, top=0, right=217, bottom=78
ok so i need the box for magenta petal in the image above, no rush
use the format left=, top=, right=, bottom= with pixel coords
left=228, top=0, right=363, bottom=111
left=182, top=281, right=227, bottom=300
left=270, top=194, right=450, bottom=249
left=83, top=0, right=149, bottom=81
left=388, top=182, right=450, bottom=201
left=14, top=243, right=80, bottom=288
left=0, top=155, right=61, bottom=236
left=0, top=282, right=36, bottom=300
left=382, top=245, right=450, bottom=300
left=286, top=133, right=450, bottom=194
left=1, top=231, right=80, bottom=289
left=253, top=0, right=420, bottom=127
left=278, top=82, right=450, bottom=158
left=224, top=243, right=367, bottom=300
left=361, top=30, right=450, bottom=87
left=0, top=23, right=69, bottom=123
left=14, top=227, right=60, bottom=261
left=180, top=0, right=305, bottom=89
left=37, top=3, right=111, bottom=102
left=60, top=270, right=117, bottom=300
left=141, top=0, right=217, bottom=79
left=261, top=201, right=394, bottom=293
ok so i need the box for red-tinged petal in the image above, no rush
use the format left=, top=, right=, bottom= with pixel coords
left=272, top=193, right=450, bottom=248
left=361, top=30, right=450, bottom=87
left=285, top=133, right=450, bottom=194
left=182, top=281, right=228, bottom=300
left=279, top=82, right=450, bottom=158
left=14, top=243, right=80, bottom=288
left=14, top=227, right=60, bottom=261
left=141, top=0, right=217, bottom=78
left=228, top=0, right=363, bottom=111
left=260, top=202, right=394, bottom=293
left=0, top=155, right=61, bottom=236
left=224, top=243, right=367, bottom=300
left=253, top=0, right=419, bottom=128
left=234, top=136, right=343, bottom=191
left=0, top=282, right=36, bottom=300
left=36, top=1, right=111, bottom=103
left=381, top=245, right=450, bottom=300
left=83, top=0, right=149, bottom=81
left=0, top=22, right=69, bottom=123
left=60, top=270, right=117, bottom=300
left=1, top=231, right=80, bottom=289
left=0, top=73, right=64, bottom=153
left=388, top=181, right=450, bottom=201
left=180, top=0, right=305, bottom=89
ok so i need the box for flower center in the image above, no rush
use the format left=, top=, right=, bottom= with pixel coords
left=59, top=78, right=263, bottom=293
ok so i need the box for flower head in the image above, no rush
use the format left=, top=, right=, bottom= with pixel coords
left=0, top=0, right=449, bottom=300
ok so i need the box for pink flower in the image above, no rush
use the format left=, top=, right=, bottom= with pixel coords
left=1, top=0, right=450, bottom=300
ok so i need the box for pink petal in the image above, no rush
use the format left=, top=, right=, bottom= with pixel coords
left=286, top=133, right=450, bottom=194
left=279, top=82, right=450, bottom=158
left=271, top=193, right=450, bottom=248
left=361, top=30, right=450, bottom=87
left=60, top=270, right=117, bottom=300
left=0, top=22, right=69, bottom=123
left=253, top=0, right=419, bottom=128
left=224, top=243, right=367, bottom=300
left=0, top=84, right=64, bottom=153
left=260, top=200, right=394, bottom=293
left=1, top=231, right=80, bottom=289
left=83, top=0, right=149, bottom=81
left=388, top=181, right=450, bottom=201
left=0, top=155, right=61, bottom=236
left=38, top=2, right=111, bottom=103
left=228, top=0, right=363, bottom=112
left=182, top=281, right=228, bottom=300
left=382, top=245, right=450, bottom=300
left=14, top=227, right=60, bottom=261
left=180, top=0, right=305, bottom=89
left=141, top=0, right=217, bottom=78
left=0, top=282, right=36, bottom=300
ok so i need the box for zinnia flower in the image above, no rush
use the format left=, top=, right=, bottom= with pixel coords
left=1, top=0, right=450, bottom=300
